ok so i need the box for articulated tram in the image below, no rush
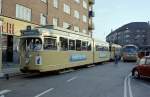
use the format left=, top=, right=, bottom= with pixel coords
left=20, top=25, right=119, bottom=73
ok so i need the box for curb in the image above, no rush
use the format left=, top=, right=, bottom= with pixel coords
left=0, top=72, right=23, bottom=80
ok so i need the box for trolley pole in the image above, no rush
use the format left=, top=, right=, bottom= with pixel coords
left=0, top=20, right=4, bottom=78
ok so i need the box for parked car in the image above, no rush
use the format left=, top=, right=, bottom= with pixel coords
left=132, top=56, right=150, bottom=78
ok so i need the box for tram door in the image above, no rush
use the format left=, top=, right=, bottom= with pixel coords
left=6, top=35, right=13, bottom=62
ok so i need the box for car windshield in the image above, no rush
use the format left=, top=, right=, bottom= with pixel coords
left=139, top=58, right=146, bottom=65
left=146, top=58, right=150, bottom=65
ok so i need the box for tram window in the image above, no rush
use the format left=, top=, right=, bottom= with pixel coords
left=76, top=40, right=81, bottom=51
left=96, top=45, right=100, bottom=51
left=87, top=42, right=91, bottom=51
left=96, top=46, right=108, bottom=51
left=82, top=41, right=87, bottom=51
left=43, top=38, right=57, bottom=50
left=69, top=39, right=75, bottom=50
left=22, top=38, right=42, bottom=51
left=60, top=37, right=68, bottom=51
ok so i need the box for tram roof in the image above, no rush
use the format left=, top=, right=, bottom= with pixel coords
left=21, top=25, right=91, bottom=38
left=94, top=39, right=109, bottom=46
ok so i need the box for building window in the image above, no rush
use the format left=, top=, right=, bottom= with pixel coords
left=74, top=10, right=80, bottom=19
left=41, top=0, right=47, bottom=3
left=75, top=0, right=80, bottom=3
left=83, top=0, right=87, bottom=9
left=53, top=0, right=58, bottom=8
left=83, top=15, right=87, bottom=23
left=16, top=4, right=31, bottom=21
left=74, top=26, right=80, bottom=32
left=82, top=29, right=87, bottom=33
left=40, top=14, right=46, bottom=25
left=63, top=22, right=70, bottom=29
left=53, top=18, right=58, bottom=26
left=125, top=35, right=130, bottom=38
left=64, top=4, right=70, bottom=14
left=0, top=0, right=1, bottom=14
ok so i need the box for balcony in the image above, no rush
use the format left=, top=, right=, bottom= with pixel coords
left=88, top=23, right=94, bottom=30
left=89, top=11, right=95, bottom=17
left=89, top=0, right=95, bottom=5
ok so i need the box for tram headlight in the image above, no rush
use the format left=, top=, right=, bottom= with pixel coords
left=25, top=54, right=32, bottom=64
left=25, top=58, right=30, bottom=64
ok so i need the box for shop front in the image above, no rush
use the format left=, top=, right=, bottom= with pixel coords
left=0, top=16, right=37, bottom=69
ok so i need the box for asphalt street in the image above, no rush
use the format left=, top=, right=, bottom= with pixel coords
left=0, top=62, right=150, bottom=97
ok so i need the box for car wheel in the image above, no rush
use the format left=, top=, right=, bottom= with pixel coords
left=133, top=70, right=140, bottom=78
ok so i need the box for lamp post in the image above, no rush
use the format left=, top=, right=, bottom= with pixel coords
left=0, top=20, right=3, bottom=77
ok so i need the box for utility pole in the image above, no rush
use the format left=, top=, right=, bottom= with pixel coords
left=0, top=20, right=3, bottom=78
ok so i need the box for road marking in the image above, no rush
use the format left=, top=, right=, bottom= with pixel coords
left=0, top=90, right=11, bottom=97
left=124, top=73, right=134, bottom=97
left=124, top=75, right=128, bottom=97
left=67, top=76, right=77, bottom=82
left=128, top=75, right=133, bottom=97
left=34, top=88, right=54, bottom=97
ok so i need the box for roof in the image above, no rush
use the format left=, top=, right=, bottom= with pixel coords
left=107, top=22, right=150, bottom=37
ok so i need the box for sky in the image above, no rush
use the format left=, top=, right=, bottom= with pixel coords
left=93, top=0, right=150, bottom=41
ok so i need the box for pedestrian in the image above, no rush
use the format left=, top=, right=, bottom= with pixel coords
left=114, top=54, right=118, bottom=64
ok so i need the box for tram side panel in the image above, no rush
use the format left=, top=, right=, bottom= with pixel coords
left=94, top=41, right=110, bottom=63
left=20, top=51, right=93, bottom=72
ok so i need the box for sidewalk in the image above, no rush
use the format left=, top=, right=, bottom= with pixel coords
left=0, top=63, right=21, bottom=79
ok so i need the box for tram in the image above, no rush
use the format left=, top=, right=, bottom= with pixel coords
left=20, top=25, right=113, bottom=73
left=110, top=44, right=122, bottom=61
left=94, top=40, right=110, bottom=63
left=122, top=44, right=138, bottom=62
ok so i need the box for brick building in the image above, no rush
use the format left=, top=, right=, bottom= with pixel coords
left=0, top=0, right=94, bottom=65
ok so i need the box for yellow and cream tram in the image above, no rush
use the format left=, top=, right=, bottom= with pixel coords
left=94, top=40, right=110, bottom=63
left=20, top=25, right=113, bottom=73
left=20, top=25, right=94, bottom=73
left=110, top=44, right=122, bottom=61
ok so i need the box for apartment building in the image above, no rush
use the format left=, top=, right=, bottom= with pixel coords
left=0, top=0, right=95, bottom=64
left=106, top=22, right=150, bottom=50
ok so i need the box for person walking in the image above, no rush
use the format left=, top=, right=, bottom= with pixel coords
left=114, top=54, right=118, bottom=64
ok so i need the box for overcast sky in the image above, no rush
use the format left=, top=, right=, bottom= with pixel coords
left=93, top=0, right=150, bottom=41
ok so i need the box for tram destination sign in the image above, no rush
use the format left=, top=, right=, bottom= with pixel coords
left=21, top=30, right=40, bottom=36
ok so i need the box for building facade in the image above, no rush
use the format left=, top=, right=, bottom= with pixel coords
left=0, top=0, right=94, bottom=66
left=106, top=22, right=150, bottom=50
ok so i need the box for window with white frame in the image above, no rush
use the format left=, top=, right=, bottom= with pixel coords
left=53, top=18, right=58, bottom=26
left=40, top=14, right=46, bottom=25
left=82, top=29, right=87, bottom=33
left=74, top=10, right=80, bottom=19
left=0, top=0, right=2, bottom=14
left=63, top=22, right=70, bottom=29
left=83, top=15, right=87, bottom=23
left=41, top=0, right=47, bottom=3
left=74, top=26, right=80, bottom=32
left=64, top=4, right=70, bottom=14
left=16, top=4, right=31, bottom=21
left=53, top=0, right=58, bottom=8
left=75, top=0, right=80, bottom=3
left=83, top=0, right=87, bottom=9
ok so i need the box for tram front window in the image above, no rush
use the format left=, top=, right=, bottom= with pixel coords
left=21, top=38, right=42, bottom=51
